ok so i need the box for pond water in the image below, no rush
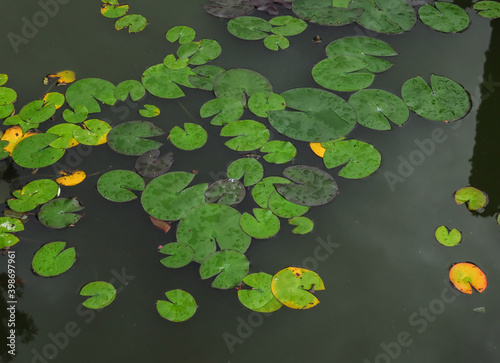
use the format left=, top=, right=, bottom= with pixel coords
left=1, top=1, right=500, bottom=362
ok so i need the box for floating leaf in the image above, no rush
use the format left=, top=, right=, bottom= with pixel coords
left=115, top=14, right=148, bottom=33
left=200, top=97, right=244, bottom=126
left=12, top=133, right=65, bottom=168
left=7, top=179, right=59, bottom=212
left=149, top=216, right=171, bottom=233
left=43, top=92, right=65, bottom=109
left=0, top=103, right=15, bottom=119
left=322, top=139, right=381, bottom=179
left=248, top=92, right=286, bottom=118
left=32, top=241, right=76, bottom=277
left=19, top=100, right=55, bottom=124
left=163, top=54, right=190, bottom=70
left=349, top=89, right=409, bottom=130
left=80, top=281, right=117, bottom=309
left=142, top=64, right=195, bottom=99
left=401, top=74, right=470, bottom=121
left=221, top=120, right=270, bottom=151
left=474, top=1, right=500, bottom=18
left=114, top=80, right=146, bottom=101
left=0, top=217, right=24, bottom=248
left=240, top=208, right=280, bottom=239
left=0, top=74, right=8, bottom=87
left=101, top=3, right=129, bottom=18
left=435, top=226, right=461, bottom=247
left=66, top=78, right=117, bottom=113
left=289, top=216, right=313, bottom=234
left=189, top=65, right=226, bottom=91
left=62, top=105, right=89, bottom=124
left=228, top=16, right=272, bottom=40
left=268, top=190, right=309, bottom=218
left=159, top=243, right=194, bottom=268
left=46, top=70, right=76, bottom=85
left=263, top=34, right=290, bottom=51
left=454, top=187, right=488, bottom=211
left=141, top=172, right=207, bottom=221
left=312, top=56, right=374, bottom=92
left=260, top=140, right=296, bottom=164
left=135, top=150, right=174, bottom=179
left=268, top=88, right=357, bottom=142
left=38, top=198, right=84, bottom=229
left=107, top=120, right=164, bottom=156
left=449, top=262, right=487, bottom=294
left=3, top=115, right=37, bottom=134
left=73, top=119, right=111, bottom=145
left=200, top=250, right=250, bottom=289
left=292, top=0, right=363, bottom=26
left=226, top=158, right=264, bottom=186
left=275, top=165, right=338, bottom=206
left=46, top=124, right=81, bottom=149
left=204, top=0, right=255, bottom=18
left=271, top=267, right=325, bottom=309
left=177, top=39, right=222, bottom=65
left=156, top=289, right=197, bottom=322
left=1, top=126, right=37, bottom=155
left=166, top=26, right=196, bottom=44
left=269, top=15, right=307, bottom=36
left=177, top=203, right=251, bottom=263
left=350, top=0, right=417, bottom=34
left=252, top=176, right=290, bottom=208
left=138, top=104, right=159, bottom=118
left=213, top=69, right=272, bottom=105
left=97, top=170, right=145, bottom=202
left=238, top=272, right=283, bottom=312
left=56, top=169, right=86, bottom=186
left=169, top=123, right=207, bottom=151
left=419, top=2, right=469, bottom=33
left=0, top=87, right=17, bottom=105
left=205, top=179, right=246, bottom=205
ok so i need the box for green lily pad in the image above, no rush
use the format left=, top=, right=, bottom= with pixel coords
left=166, top=25, right=196, bottom=44
left=107, top=120, right=165, bottom=156
left=271, top=267, right=325, bottom=309
left=115, top=14, right=148, bottom=33
left=12, top=133, right=65, bottom=168
left=312, top=55, right=374, bottom=92
left=213, top=69, right=273, bottom=105
left=142, top=64, right=195, bottom=99
left=240, top=208, right=280, bottom=239
left=159, top=242, right=195, bottom=268
left=199, top=250, right=250, bottom=289
left=177, top=39, right=222, bottom=65
left=66, top=78, right=117, bottom=113
left=163, top=54, right=190, bottom=70
left=263, top=35, right=290, bottom=51
left=46, top=124, right=81, bottom=149
left=114, top=80, right=146, bottom=101
left=141, top=172, right=207, bottom=221
left=419, top=2, right=469, bottom=33
left=268, top=88, right=357, bottom=142
left=200, top=97, right=244, bottom=126
left=227, top=16, right=272, bottom=40
left=73, top=119, right=111, bottom=145
left=3, top=115, right=38, bottom=134
left=32, top=241, right=76, bottom=277
left=349, top=89, right=409, bottom=130
left=252, top=176, right=290, bottom=208
left=269, top=15, right=307, bottom=36
left=80, top=281, right=117, bottom=309
left=205, top=179, right=246, bottom=205
left=268, top=190, right=310, bottom=218
left=454, top=187, right=488, bottom=211
left=169, top=123, right=207, bottom=151
left=238, top=273, right=283, bottom=312
left=260, top=140, right=296, bottom=164
left=0, top=217, right=24, bottom=248
left=62, top=105, right=89, bottom=124
left=0, top=87, right=17, bottom=105
left=156, top=289, right=197, bottom=322
left=43, top=92, right=65, bottom=109
left=19, top=100, right=55, bottom=124
left=38, top=198, right=84, bottom=229
left=176, top=203, right=251, bottom=263
left=435, top=226, right=461, bottom=247
left=188, top=65, right=226, bottom=91
left=135, top=150, right=174, bottom=179
left=0, top=103, right=15, bottom=119
left=0, top=74, right=8, bottom=87
left=401, top=74, right=470, bottom=121
left=139, top=104, right=160, bottom=118
left=325, top=36, right=397, bottom=73
left=248, top=92, right=286, bottom=118
left=226, top=158, right=264, bottom=187
left=101, top=3, right=129, bottom=18
left=97, top=170, right=145, bottom=202
left=474, top=1, right=500, bottom=18
left=323, top=139, right=381, bottom=179
left=350, top=0, right=416, bottom=34
left=275, top=165, right=338, bottom=207
left=289, top=216, right=314, bottom=234
left=7, top=179, right=59, bottom=212
left=292, top=0, right=363, bottom=26
left=220, top=120, right=270, bottom=151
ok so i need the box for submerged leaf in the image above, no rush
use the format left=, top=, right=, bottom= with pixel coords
left=205, top=179, right=246, bottom=205
left=135, top=149, right=174, bottom=178
left=204, top=0, right=255, bottom=19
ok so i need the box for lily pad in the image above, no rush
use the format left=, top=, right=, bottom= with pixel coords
left=62, top=105, right=89, bottom=124
left=80, top=281, right=116, bottom=310
left=199, top=250, right=250, bottom=289
left=188, top=65, right=226, bottom=91
left=226, top=158, right=264, bottom=186
left=169, top=123, right=207, bottom=151
left=227, top=16, right=272, bottom=40
left=274, top=165, right=338, bottom=207
left=166, top=26, right=196, bottom=44
left=0, top=103, right=15, bottom=119
left=269, top=15, right=307, bottom=36
left=7, top=179, right=59, bottom=212
left=43, top=92, right=65, bottom=109
left=419, top=2, right=469, bottom=33
left=97, top=170, right=145, bottom=202
left=32, top=241, right=76, bottom=277
left=454, top=187, right=488, bottom=211
left=114, top=80, right=146, bottom=101
left=271, top=267, right=325, bottom=309
left=474, top=1, right=500, bottom=18
left=135, top=149, right=174, bottom=178
left=0, top=74, right=8, bottom=87
left=200, top=97, right=244, bottom=126
left=66, top=78, right=117, bottom=113
left=213, top=69, right=273, bottom=105
left=73, top=119, right=111, bottom=146
left=0, top=217, right=24, bottom=248
left=176, top=203, right=251, bottom=263
left=322, top=139, right=382, bottom=179
left=220, top=120, right=270, bottom=151
left=252, top=176, right=290, bottom=208
left=248, top=92, right=286, bottom=118
left=240, top=208, right=280, bottom=239
left=349, top=89, right=409, bottom=130
left=177, top=39, right=222, bottom=65
left=115, top=14, right=148, bottom=33
left=289, top=216, right=314, bottom=234
left=238, top=272, right=283, bottom=312
left=292, top=0, right=363, bottom=26
left=141, top=172, right=207, bottom=221
left=0, top=87, right=17, bottom=105
left=159, top=243, right=195, bottom=268
left=139, top=104, right=160, bottom=118
left=435, top=226, right=461, bottom=247
left=312, top=56, right=374, bottom=92
left=19, top=100, right=55, bottom=124
left=268, top=88, right=357, bottom=142
left=12, top=133, right=65, bottom=168
left=263, top=35, right=290, bottom=51
left=350, top=0, right=417, bottom=34
left=205, top=179, right=246, bottom=205
left=401, top=74, right=470, bottom=121
left=204, top=0, right=255, bottom=19
left=449, top=262, right=487, bottom=294
left=142, top=64, right=195, bottom=99
left=38, top=198, right=84, bottom=229
left=260, top=140, right=296, bottom=164
left=107, top=120, right=165, bottom=156
left=267, top=190, right=309, bottom=218
left=101, top=3, right=129, bottom=18
left=156, top=289, right=197, bottom=322
left=55, top=170, right=86, bottom=186
left=46, top=124, right=81, bottom=149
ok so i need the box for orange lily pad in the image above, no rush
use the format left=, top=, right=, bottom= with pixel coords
left=310, top=142, right=326, bottom=157
left=449, top=262, right=487, bottom=294
left=46, top=70, right=76, bottom=85
left=56, top=170, right=86, bottom=186
left=0, top=126, right=38, bottom=155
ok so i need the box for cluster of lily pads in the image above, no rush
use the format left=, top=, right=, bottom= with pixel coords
left=101, top=0, right=148, bottom=33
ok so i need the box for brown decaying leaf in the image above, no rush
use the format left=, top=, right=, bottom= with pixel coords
left=149, top=215, right=171, bottom=233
